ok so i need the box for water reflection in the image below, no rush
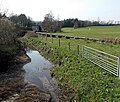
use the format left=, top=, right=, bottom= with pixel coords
left=23, top=48, right=53, bottom=92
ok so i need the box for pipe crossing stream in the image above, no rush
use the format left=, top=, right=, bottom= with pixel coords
left=23, top=48, right=58, bottom=102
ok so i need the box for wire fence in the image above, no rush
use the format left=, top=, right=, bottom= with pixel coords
left=38, top=34, right=80, bottom=53
left=37, top=33, right=120, bottom=77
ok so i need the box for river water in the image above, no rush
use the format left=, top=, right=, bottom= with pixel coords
left=23, top=48, right=58, bottom=102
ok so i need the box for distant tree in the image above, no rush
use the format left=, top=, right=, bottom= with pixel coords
left=27, top=16, right=33, bottom=27
left=0, top=12, right=7, bottom=18
left=97, top=17, right=101, bottom=24
left=9, top=14, right=32, bottom=30
left=9, top=14, right=18, bottom=24
left=63, top=18, right=74, bottom=27
left=18, top=14, right=28, bottom=27
left=92, top=21, right=99, bottom=26
left=42, top=12, right=62, bottom=32
left=107, top=20, right=114, bottom=25
left=73, top=18, right=79, bottom=29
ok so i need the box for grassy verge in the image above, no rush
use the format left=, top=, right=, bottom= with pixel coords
left=21, top=36, right=120, bottom=102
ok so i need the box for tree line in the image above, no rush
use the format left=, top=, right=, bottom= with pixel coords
left=62, top=18, right=120, bottom=28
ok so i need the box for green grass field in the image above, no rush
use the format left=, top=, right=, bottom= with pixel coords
left=21, top=26, right=120, bottom=101
left=56, top=26, right=120, bottom=39
left=21, top=36, right=120, bottom=101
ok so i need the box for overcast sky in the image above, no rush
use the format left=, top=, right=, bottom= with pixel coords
left=1, top=0, right=120, bottom=21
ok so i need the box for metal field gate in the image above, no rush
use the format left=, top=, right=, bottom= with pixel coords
left=82, top=46, right=120, bottom=77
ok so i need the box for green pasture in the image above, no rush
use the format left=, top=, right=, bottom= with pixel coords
left=56, top=26, right=120, bottom=39
left=21, top=36, right=120, bottom=102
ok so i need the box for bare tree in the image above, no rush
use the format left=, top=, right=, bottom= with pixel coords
left=42, top=11, right=62, bottom=33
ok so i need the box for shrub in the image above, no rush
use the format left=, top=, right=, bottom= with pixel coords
left=0, top=18, right=16, bottom=45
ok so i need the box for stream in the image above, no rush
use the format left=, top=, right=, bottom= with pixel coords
left=23, top=48, right=58, bottom=102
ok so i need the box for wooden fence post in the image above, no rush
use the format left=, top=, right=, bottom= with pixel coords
left=38, top=34, right=39, bottom=38
left=77, top=45, right=79, bottom=54
left=82, top=46, right=84, bottom=57
left=68, top=42, right=70, bottom=50
left=52, top=36, right=53, bottom=43
left=59, top=39, right=60, bottom=46
left=46, top=34, right=47, bottom=41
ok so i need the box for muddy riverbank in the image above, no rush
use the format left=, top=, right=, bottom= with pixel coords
left=0, top=50, right=52, bottom=102
left=0, top=48, right=68, bottom=102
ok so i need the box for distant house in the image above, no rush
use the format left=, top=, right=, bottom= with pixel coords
left=32, top=21, right=42, bottom=32
left=32, top=25, right=41, bottom=32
